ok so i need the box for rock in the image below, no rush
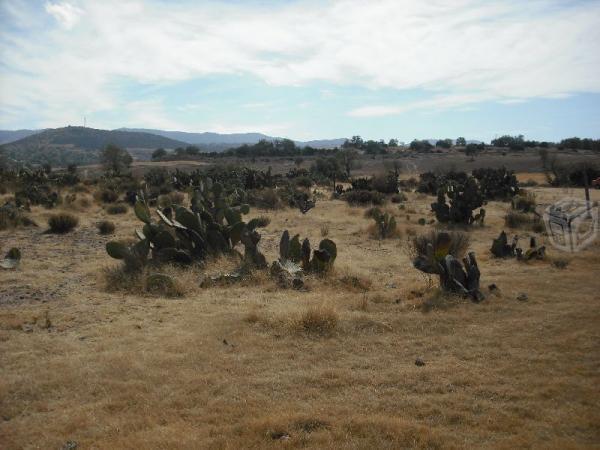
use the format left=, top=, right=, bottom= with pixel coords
left=62, top=441, right=78, bottom=450
left=415, top=358, right=426, bottom=367
left=517, top=293, right=528, bottom=301
left=385, top=282, right=397, bottom=289
left=488, top=283, right=498, bottom=291
left=21, top=324, right=34, bottom=333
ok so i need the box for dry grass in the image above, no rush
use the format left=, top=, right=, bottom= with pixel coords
left=0, top=183, right=599, bottom=448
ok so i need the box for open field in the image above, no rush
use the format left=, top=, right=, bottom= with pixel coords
left=1, top=179, right=599, bottom=449
left=72, top=147, right=596, bottom=179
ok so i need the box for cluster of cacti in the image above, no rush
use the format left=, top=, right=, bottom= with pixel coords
left=270, top=230, right=337, bottom=287
left=417, top=171, right=470, bottom=195
left=371, top=209, right=397, bottom=239
left=0, top=247, right=21, bottom=270
left=412, top=231, right=484, bottom=301
left=491, top=231, right=546, bottom=260
left=431, top=177, right=484, bottom=225
left=472, top=167, right=519, bottom=200
left=0, top=201, right=38, bottom=230
left=171, top=167, right=279, bottom=192
left=106, top=178, right=269, bottom=272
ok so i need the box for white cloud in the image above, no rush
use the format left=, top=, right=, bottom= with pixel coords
left=1, top=0, right=599, bottom=127
left=44, top=1, right=83, bottom=29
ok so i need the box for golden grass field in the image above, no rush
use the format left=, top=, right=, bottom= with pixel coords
left=1, top=183, right=599, bottom=449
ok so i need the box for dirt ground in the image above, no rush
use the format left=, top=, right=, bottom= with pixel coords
left=1, top=183, right=599, bottom=449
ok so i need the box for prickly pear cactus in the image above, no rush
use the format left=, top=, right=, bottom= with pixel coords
left=0, top=247, right=21, bottom=269
left=413, top=231, right=484, bottom=301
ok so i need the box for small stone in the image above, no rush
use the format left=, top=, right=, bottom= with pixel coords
left=385, top=282, right=397, bottom=289
left=62, top=441, right=78, bottom=450
left=517, top=293, right=528, bottom=301
left=415, top=358, right=425, bottom=367
left=21, top=324, right=34, bottom=333
left=488, top=283, right=498, bottom=291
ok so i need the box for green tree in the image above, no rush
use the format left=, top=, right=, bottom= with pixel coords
left=383, top=157, right=403, bottom=178
left=101, top=144, right=132, bottom=175
left=152, top=148, right=167, bottom=160
left=456, top=137, right=466, bottom=146
left=337, top=148, right=359, bottom=178
left=435, top=139, right=452, bottom=149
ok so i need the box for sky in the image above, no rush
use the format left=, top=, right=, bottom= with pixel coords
left=0, top=0, right=599, bottom=142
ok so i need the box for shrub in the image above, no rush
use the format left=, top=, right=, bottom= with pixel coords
left=410, top=229, right=470, bottom=261
left=169, top=191, right=185, bottom=205
left=512, top=191, right=536, bottom=212
left=106, top=203, right=128, bottom=215
left=253, top=216, right=271, bottom=227
left=99, top=189, right=118, bottom=203
left=296, top=306, right=338, bottom=335
left=371, top=173, right=398, bottom=194
left=520, top=179, right=538, bottom=187
left=504, top=211, right=532, bottom=228
left=391, top=192, right=407, bottom=203
left=472, top=167, right=519, bottom=200
left=294, top=176, right=313, bottom=189
left=363, top=206, right=382, bottom=219
left=47, top=213, right=78, bottom=234
left=0, top=204, right=37, bottom=230
left=368, top=209, right=398, bottom=239
left=344, top=190, right=385, bottom=206
left=97, top=220, right=115, bottom=235
left=247, top=188, right=283, bottom=210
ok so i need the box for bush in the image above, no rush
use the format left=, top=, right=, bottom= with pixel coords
left=344, top=190, right=385, bottom=206
left=294, top=176, right=313, bottom=189
left=504, top=211, right=532, bottom=228
left=296, top=306, right=338, bottom=335
left=253, top=216, right=271, bottom=227
left=410, top=230, right=470, bottom=261
left=97, top=220, right=115, bottom=235
left=99, top=189, right=119, bottom=203
left=472, top=167, right=519, bottom=200
left=363, top=206, right=382, bottom=219
left=512, top=191, right=536, bottom=212
left=0, top=203, right=38, bottom=230
left=47, top=213, right=78, bottom=234
left=106, top=203, right=128, bottom=215
left=391, top=192, right=407, bottom=203
left=519, top=179, right=538, bottom=187
left=247, top=188, right=283, bottom=210
left=371, top=173, right=398, bottom=194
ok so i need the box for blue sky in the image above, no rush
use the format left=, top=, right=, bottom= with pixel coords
left=1, top=0, right=599, bottom=142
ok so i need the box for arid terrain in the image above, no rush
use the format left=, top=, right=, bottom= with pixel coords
left=1, top=164, right=599, bottom=449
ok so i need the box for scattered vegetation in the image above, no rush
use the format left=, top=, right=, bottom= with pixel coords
left=97, top=220, right=116, bottom=235
left=47, top=213, right=79, bottom=234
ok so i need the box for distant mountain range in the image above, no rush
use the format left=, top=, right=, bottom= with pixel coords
left=0, top=129, right=42, bottom=145
left=0, top=126, right=188, bottom=166
left=0, top=126, right=347, bottom=166
left=118, top=128, right=345, bottom=150
left=0, top=127, right=346, bottom=149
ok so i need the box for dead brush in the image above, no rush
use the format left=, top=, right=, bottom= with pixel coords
left=293, top=305, right=338, bottom=336
left=46, top=213, right=78, bottom=234
left=408, top=229, right=470, bottom=261
left=102, top=265, right=192, bottom=297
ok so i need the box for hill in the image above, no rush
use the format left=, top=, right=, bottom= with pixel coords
left=0, top=126, right=187, bottom=166
left=119, top=128, right=346, bottom=150
left=0, top=129, right=43, bottom=145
